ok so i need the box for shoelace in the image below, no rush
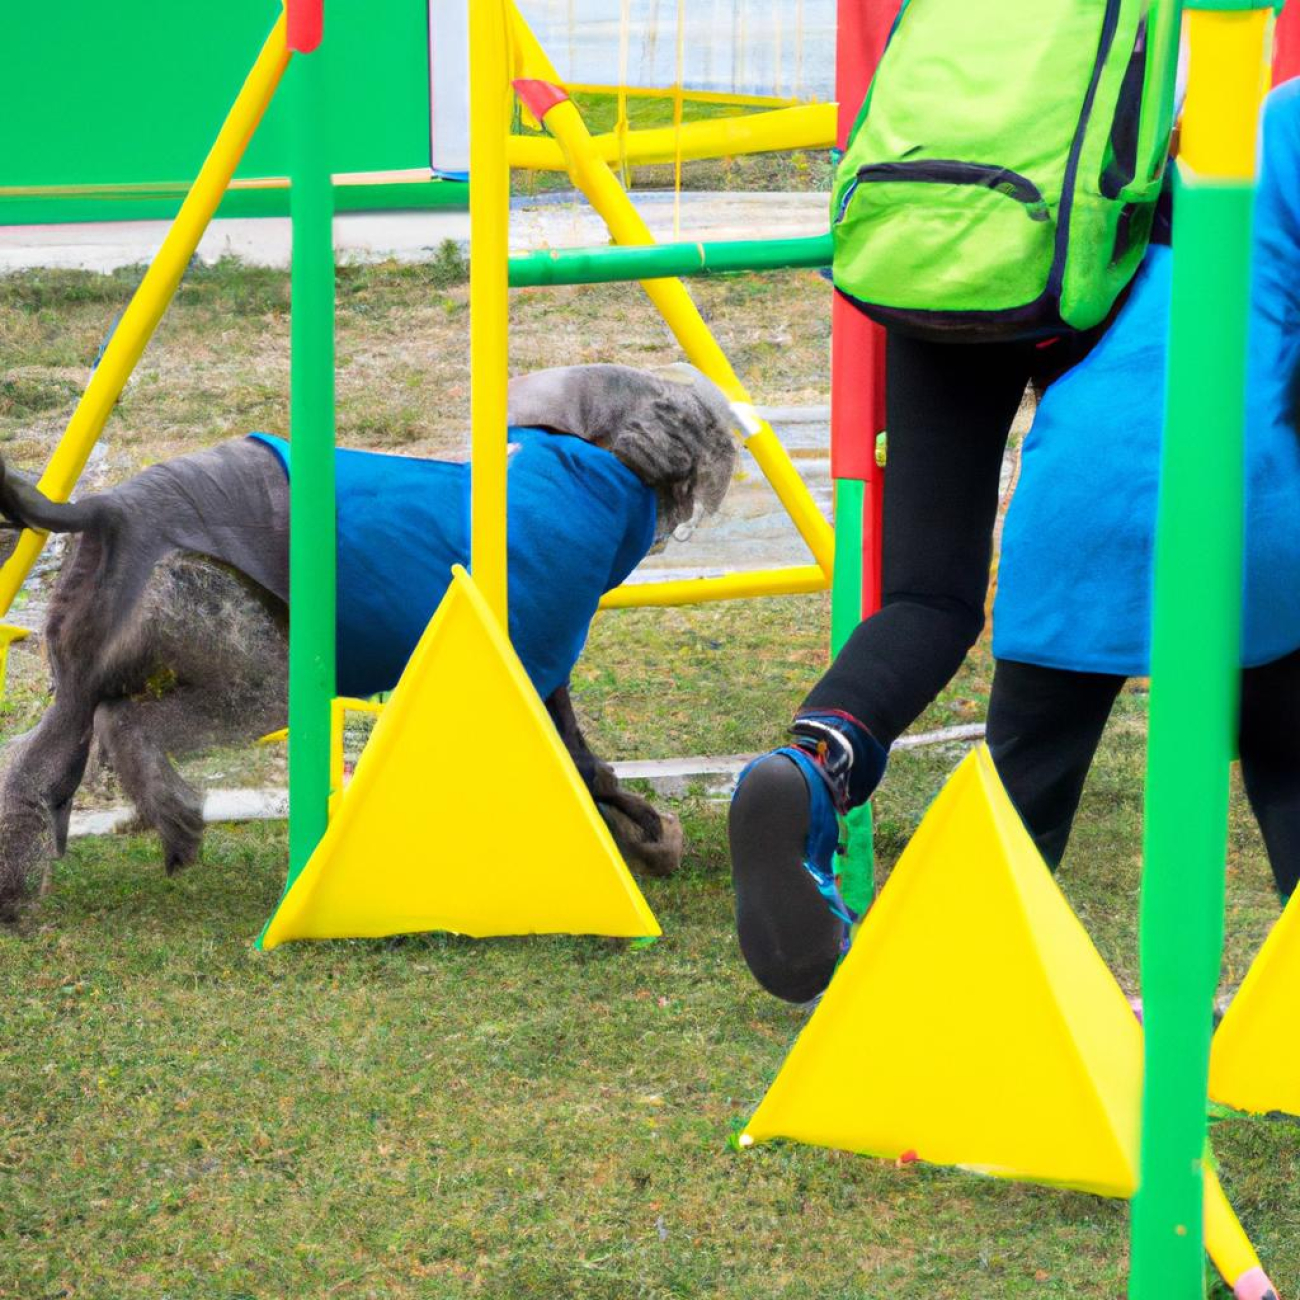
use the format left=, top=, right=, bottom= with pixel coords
left=787, top=716, right=856, bottom=815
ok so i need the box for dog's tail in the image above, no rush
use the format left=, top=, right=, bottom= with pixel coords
left=0, top=454, right=103, bottom=534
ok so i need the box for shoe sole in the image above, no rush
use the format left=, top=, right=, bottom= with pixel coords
left=729, top=753, right=844, bottom=1004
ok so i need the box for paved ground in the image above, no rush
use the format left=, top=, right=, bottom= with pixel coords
left=0, top=190, right=829, bottom=274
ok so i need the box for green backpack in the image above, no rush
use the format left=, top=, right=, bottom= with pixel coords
left=832, top=0, right=1181, bottom=341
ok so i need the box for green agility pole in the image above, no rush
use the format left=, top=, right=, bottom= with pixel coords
left=830, top=478, right=875, bottom=918
left=507, top=234, right=832, bottom=288
left=1130, top=6, right=1268, bottom=1296
left=282, top=0, right=337, bottom=903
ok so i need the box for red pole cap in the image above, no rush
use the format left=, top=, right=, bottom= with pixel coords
left=1276, top=0, right=1300, bottom=85
left=287, top=0, right=324, bottom=54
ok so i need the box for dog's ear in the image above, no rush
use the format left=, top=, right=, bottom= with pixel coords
left=507, top=364, right=657, bottom=445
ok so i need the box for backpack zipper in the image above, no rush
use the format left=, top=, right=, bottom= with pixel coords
left=836, top=160, right=1050, bottom=224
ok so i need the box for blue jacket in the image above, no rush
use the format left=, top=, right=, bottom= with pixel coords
left=250, top=426, right=657, bottom=699
left=994, top=81, right=1300, bottom=675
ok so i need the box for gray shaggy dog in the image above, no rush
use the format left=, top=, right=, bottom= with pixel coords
left=0, top=363, right=739, bottom=920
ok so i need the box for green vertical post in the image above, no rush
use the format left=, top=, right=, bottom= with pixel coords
left=831, top=478, right=875, bottom=918
left=285, top=39, right=336, bottom=891
left=1129, top=164, right=1254, bottom=1300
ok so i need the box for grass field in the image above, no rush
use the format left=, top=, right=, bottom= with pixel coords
left=1, top=258, right=1298, bottom=1297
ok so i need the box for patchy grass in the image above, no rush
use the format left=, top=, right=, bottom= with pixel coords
left=0, top=255, right=831, bottom=481
left=1, top=259, right=1297, bottom=1297
left=2, top=593, right=1296, bottom=1298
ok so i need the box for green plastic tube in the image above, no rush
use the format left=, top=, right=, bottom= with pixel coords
left=830, top=477, right=875, bottom=917
left=283, top=47, right=337, bottom=896
left=507, top=233, right=833, bottom=288
left=1130, top=174, right=1253, bottom=1297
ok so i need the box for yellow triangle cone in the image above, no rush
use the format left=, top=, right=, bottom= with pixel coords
left=742, top=746, right=1142, bottom=1194
left=739, top=747, right=1267, bottom=1289
left=260, top=566, right=660, bottom=948
left=1210, top=890, right=1300, bottom=1116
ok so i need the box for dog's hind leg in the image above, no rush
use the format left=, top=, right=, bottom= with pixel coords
left=94, top=557, right=288, bottom=873
left=94, top=669, right=286, bottom=873
left=94, top=697, right=208, bottom=872
left=0, top=694, right=98, bottom=918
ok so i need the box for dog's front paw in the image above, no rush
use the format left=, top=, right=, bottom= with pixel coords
left=600, top=803, right=684, bottom=878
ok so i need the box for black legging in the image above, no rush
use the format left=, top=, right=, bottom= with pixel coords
left=804, top=329, right=1082, bottom=744
left=987, top=652, right=1300, bottom=898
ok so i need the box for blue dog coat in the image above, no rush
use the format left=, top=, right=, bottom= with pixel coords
left=994, top=81, right=1300, bottom=675
left=250, top=427, right=656, bottom=700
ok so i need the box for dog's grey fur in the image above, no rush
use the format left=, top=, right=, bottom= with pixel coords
left=0, top=363, right=738, bottom=919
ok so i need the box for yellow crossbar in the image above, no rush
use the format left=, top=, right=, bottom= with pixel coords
left=508, top=103, right=835, bottom=171
left=598, top=565, right=828, bottom=609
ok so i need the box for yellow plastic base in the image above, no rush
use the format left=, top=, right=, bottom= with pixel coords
left=259, top=566, right=660, bottom=948
left=1210, top=888, right=1300, bottom=1116
left=743, top=747, right=1141, bottom=1195
left=739, top=748, right=1265, bottom=1290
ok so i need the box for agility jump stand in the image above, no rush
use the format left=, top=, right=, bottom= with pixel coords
left=261, top=0, right=873, bottom=946
left=258, top=0, right=660, bottom=949
left=741, top=6, right=1281, bottom=1298
left=739, top=748, right=1273, bottom=1298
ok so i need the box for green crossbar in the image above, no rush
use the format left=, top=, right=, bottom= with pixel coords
left=507, top=233, right=833, bottom=287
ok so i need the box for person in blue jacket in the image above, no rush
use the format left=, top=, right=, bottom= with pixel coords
left=990, top=79, right=1300, bottom=902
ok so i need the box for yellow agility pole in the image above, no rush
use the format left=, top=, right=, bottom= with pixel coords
left=506, top=102, right=835, bottom=172
left=565, top=83, right=810, bottom=109
left=470, top=0, right=514, bottom=626
left=0, top=12, right=292, bottom=629
left=599, top=564, right=827, bottom=609
left=508, top=3, right=835, bottom=583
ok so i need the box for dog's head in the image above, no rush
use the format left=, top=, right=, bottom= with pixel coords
left=506, top=363, right=740, bottom=541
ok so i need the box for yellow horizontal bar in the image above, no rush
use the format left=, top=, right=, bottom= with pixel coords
left=508, top=103, right=835, bottom=171
left=599, top=565, right=828, bottom=609
left=333, top=697, right=386, bottom=717
left=329, top=696, right=388, bottom=818
left=0, top=167, right=436, bottom=202
left=1180, top=8, right=1271, bottom=181
left=564, top=82, right=812, bottom=109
